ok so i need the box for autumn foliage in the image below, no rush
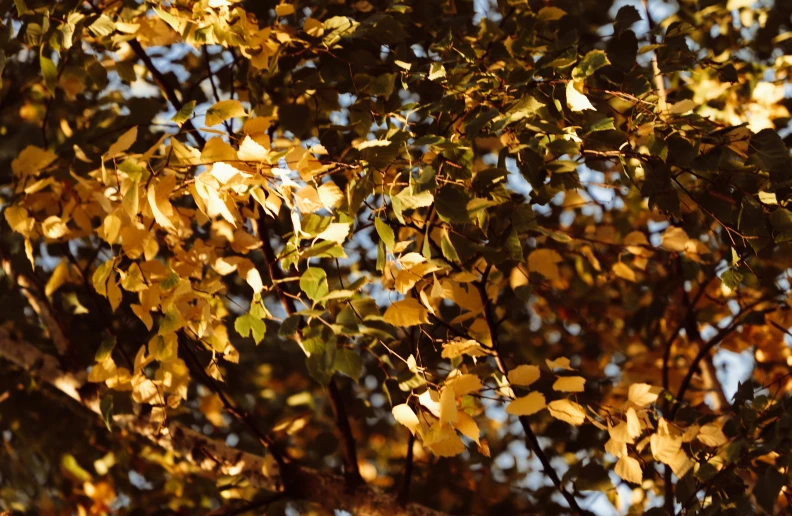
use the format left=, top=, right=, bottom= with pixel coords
left=2, top=0, right=792, bottom=514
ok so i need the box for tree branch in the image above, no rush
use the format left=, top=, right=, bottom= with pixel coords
left=256, top=217, right=363, bottom=488
left=127, top=39, right=206, bottom=148
left=0, top=329, right=445, bottom=516
left=475, top=265, right=583, bottom=513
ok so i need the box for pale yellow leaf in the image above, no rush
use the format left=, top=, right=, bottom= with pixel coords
left=316, top=222, right=350, bottom=244
left=201, top=137, right=238, bottom=163
left=318, top=182, right=344, bottom=209
left=418, top=389, right=441, bottom=418
left=505, top=392, right=546, bottom=416
left=383, top=298, right=429, bottom=326
left=566, top=80, right=595, bottom=112
left=628, top=383, right=662, bottom=407
left=552, top=376, right=586, bottom=392
left=392, top=404, right=420, bottom=435
left=237, top=135, right=269, bottom=162
left=615, top=456, right=643, bottom=485
left=547, top=399, right=586, bottom=425
left=697, top=423, right=728, bottom=447
left=626, top=408, right=642, bottom=438
left=246, top=268, right=264, bottom=293
left=295, top=185, right=323, bottom=214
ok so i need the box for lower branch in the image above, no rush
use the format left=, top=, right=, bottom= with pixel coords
left=0, top=329, right=445, bottom=516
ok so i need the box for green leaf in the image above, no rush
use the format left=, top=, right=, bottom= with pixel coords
left=13, top=0, right=29, bottom=15
left=588, top=117, right=615, bottom=133
left=95, top=337, right=116, bottom=362
left=754, top=467, right=785, bottom=514
left=150, top=333, right=177, bottom=361
left=88, top=14, right=116, bottom=37
left=428, top=62, right=446, bottom=81
left=374, top=217, right=395, bottom=250
left=572, top=50, right=610, bottom=79
left=235, top=313, right=267, bottom=345
left=40, top=55, right=57, bottom=96
left=205, top=99, right=246, bottom=127
left=172, top=100, right=197, bottom=125
left=333, top=348, right=363, bottom=381
left=435, top=186, right=471, bottom=223
left=300, top=268, right=329, bottom=301
left=100, top=394, right=113, bottom=432
left=721, top=269, right=742, bottom=290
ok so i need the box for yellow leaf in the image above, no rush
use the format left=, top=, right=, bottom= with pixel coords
left=441, top=339, right=488, bottom=358
left=12, top=146, right=58, bottom=176
left=537, top=6, right=566, bottom=21
left=295, top=185, right=323, bottom=214
left=566, top=80, right=595, bottom=112
left=628, top=383, right=662, bottom=407
left=41, top=216, right=69, bottom=239
left=612, top=262, right=636, bottom=282
left=424, top=424, right=466, bottom=457
left=546, top=357, right=574, bottom=371
left=697, top=423, right=728, bottom=447
left=316, top=223, right=351, bottom=244
left=669, top=99, right=697, bottom=114
left=626, top=408, right=642, bottom=438
left=246, top=268, right=264, bottom=293
left=615, top=456, right=642, bottom=485
left=205, top=99, right=246, bottom=127
left=507, top=364, right=541, bottom=387
left=107, top=276, right=122, bottom=312
left=418, top=389, right=441, bottom=418
left=25, top=239, right=35, bottom=268
left=122, top=181, right=140, bottom=218
left=107, top=126, right=138, bottom=157
left=318, top=182, right=344, bottom=209
left=505, top=392, right=546, bottom=416
left=660, top=226, right=689, bottom=252
left=275, top=3, right=295, bottom=16
left=453, top=411, right=480, bottom=444
left=238, top=135, right=268, bottom=162
left=392, top=404, right=420, bottom=435
left=147, top=176, right=177, bottom=231
left=383, top=298, right=429, bottom=327
left=5, top=206, right=35, bottom=237
left=547, top=399, right=586, bottom=425
left=45, top=260, right=70, bottom=297
left=303, top=17, right=324, bottom=37
left=447, top=374, right=482, bottom=397
left=439, top=387, right=457, bottom=425
left=552, top=376, right=586, bottom=392
left=201, top=137, right=238, bottom=163
left=527, top=248, right=562, bottom=281
left=650, top=432, right=682, bottom=464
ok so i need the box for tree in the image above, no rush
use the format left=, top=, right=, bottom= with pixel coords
left=1, top=0, right=792, bottom=513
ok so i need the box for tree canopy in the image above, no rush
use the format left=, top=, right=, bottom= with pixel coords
left=2, top=0, right=792, bottom=514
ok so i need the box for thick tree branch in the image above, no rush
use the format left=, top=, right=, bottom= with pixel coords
left=127, top=39, right=206, bottom=148
left=0, top=329, right=445, bottom=516
left=475, top=265, right=583, bottom=513
left=257, top=218, right=364, bottom=488
left=672, top=298, right=773, bottom=418
left=2, top=260, right=69, bottom=356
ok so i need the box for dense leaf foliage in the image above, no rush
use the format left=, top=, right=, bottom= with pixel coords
left=2, top=0, right=792, bottom=514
